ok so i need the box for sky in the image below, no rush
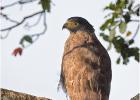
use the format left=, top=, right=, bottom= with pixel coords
left=1, top=0, right=140, bottom=100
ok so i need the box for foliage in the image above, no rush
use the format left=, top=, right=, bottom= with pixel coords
left=1, top=0, right=139, bottom=65
left=100, top=0, right=140, bottom=64
left=0, top=0, right=51, bottom=56
left=41, top=0, right=51, bottom=12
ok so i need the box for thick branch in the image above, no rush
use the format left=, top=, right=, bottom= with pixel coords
left=1, top=88, right=51, bottom=100
left=131, top=94, right=140, bottom=100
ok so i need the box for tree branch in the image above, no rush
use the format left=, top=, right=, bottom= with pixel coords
left=1, top=88, right=51, bottom=100
left=33, top=13, right=46, bottom=37
left=130, top=19, right=140, bottom=22
left=0, top=0, right=38, bottom=10
left=25, top=12, right=43, bottom=28
left=0, top=30, right=11, bottom=39
left=0, top=10, right=45, bottom=32
left=0, top=13, right=19, bottom=24
left=31, top=13, right=47, bottom=38
left=132, top=24, right=139, bottom=39
left=21, top=13, right=47, bottom=49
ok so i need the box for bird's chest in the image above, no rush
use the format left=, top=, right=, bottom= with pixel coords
left=62, top=33, right=100, bottom=81
left=62, top=47, right=98, bottom=74
left=64, top=32, right=94, bottom=54
left=62, top=46, right=101, bottom=95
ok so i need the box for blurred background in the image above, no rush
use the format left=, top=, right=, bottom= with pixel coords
left=1, top=0, right=140, bottom=100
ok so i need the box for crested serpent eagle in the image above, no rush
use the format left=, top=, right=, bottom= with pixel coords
left=58, top=17, right=112, bottom=100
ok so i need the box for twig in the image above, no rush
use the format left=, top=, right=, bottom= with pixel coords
left=130, top=19, right=140, bottom=22
left=22, top=12, right=47, bottom=49
left=0, top=13, right=19, bottom=24
left=31, top=12, right=47, bottom=40
left=0, top=29, right=11, bottom=39
left=132, top=24, right=139, bottom=39
left=0, top=0, right=38, bottom=10
left=133, top=4, right=140, bottom=11
left=0, top=10, right=44, bottom=32
left=25, top=12, right=43, bottom=28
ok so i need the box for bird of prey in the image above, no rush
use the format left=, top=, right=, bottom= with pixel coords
left=59, top=17, right=112, bottom=100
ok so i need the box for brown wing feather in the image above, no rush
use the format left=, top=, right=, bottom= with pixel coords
left=59, top=31, right=111, bottom=100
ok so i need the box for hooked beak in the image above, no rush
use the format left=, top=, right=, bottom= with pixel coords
left=62, top=22, right=68, bottom=30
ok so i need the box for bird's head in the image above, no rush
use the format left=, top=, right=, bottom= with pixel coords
left=62, top=17, right=94, bottom=33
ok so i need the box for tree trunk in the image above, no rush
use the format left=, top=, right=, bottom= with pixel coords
left=0, top=88, right=51, bottom=100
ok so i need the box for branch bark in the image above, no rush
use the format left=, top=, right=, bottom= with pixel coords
left=131, top=94, right=140, bottom=100
left=1, top=88, right=52, bottom=100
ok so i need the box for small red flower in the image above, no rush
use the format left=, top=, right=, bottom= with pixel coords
left=12, top=47, right=23, bottom=56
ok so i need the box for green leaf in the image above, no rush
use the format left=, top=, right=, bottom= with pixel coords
left=119, top=22, right=127, bottom=33
left=100, top=33, right=109, bottom=42
left=100, top=19, right=112, bottom=31
left=126, top=31, right=132, bottom=36
left=123, top=12, right=130, bottom=23
left=115, top=8, right=122, bottom=14
left=104, top=2, right=116, bottom=10
left=128, top=39, right=134, bottom=45
left=126, top=47, right=139, bottom=62
left=116, top=0, right=128, bottom=5
left=116, top=57, right=121, bottom=64
left=109, top=28, right=116, bottom=41
left=20, top=35, right=33, bottom=47
left=112, top=36, right=125, bottom=53
left=23, top=35, right=33, bottom=43
left=41, top=0, right=51, bottom=12
left=117, top=0, right=126, bottom=9
left=112, top=13, right=119, bottom=18
left=136, top=7, right=140, bottom=16
left=123, top=58, right=129, bottom=64
left=135, top=53, right=139, bottom=62
left=107, top=42, right=112, bottom=50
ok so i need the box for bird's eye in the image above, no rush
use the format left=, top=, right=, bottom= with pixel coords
left=74, top=22, right=79, bottom=26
